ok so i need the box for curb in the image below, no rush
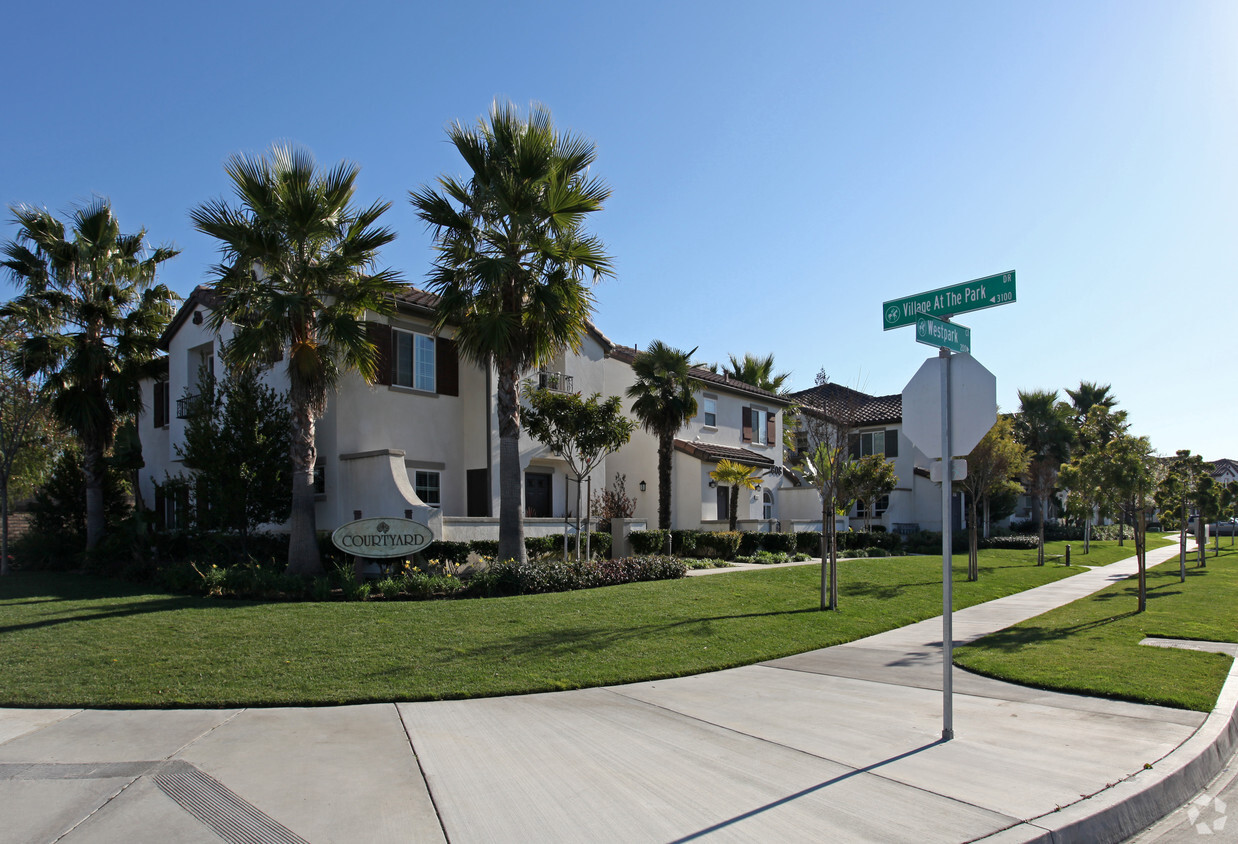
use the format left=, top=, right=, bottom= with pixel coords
left=983, top=650, right=1238, bottom=843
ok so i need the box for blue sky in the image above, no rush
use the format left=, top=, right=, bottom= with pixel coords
left=3, top=1, right=1236, bottom=459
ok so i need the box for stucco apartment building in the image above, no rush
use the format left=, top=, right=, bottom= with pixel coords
left=138, top=285, right=796, bottom=542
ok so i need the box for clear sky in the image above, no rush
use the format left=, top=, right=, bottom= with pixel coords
left=3, top=1, right=1235, bottom=459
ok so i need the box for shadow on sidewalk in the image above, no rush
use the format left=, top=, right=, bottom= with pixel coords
left=668, top=737, right=950, bottom=843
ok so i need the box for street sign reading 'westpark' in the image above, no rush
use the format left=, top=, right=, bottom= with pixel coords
left=883, top=270, right=1016, bottom=330
left=916, top=315, right=971, bottom=354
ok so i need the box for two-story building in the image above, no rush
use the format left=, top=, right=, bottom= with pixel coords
left=138, top=285, right=789, bottom=541
left=777, top=381, right=957, bottom=534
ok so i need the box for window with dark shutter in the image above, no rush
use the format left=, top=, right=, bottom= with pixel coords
left=885, top=429, right=899, bottom=458
left=154, top=381, right=167, bottom=428
left=436, top=337, right=459, bottom=396
left=741, top=406, right=753, bottom=442
left=766, top=412, right=776, bottom=446
left=366, top=322, right=392, bottom=386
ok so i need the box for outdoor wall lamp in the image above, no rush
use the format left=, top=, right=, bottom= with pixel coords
left=639, top=480, right=647, bottom=493
left=708, top=480, right=717, bottom=488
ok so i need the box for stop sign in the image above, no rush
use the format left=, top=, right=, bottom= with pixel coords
left=901, top=355, right=997, bottom=458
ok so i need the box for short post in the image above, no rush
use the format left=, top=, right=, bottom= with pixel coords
left=1065, top=544, right=1071, bottom=566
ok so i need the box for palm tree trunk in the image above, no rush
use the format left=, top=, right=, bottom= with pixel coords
left=728, top=486, right=738, bottom=531
left=656, top=434, right=673, bottom=531
left=496, top=364, right=527, bottom=564
left=82, top=439, right=107, bottom=550
left=286, top=399, right=321, bottom=576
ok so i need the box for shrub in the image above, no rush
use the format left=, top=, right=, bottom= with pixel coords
left=629, top=530, right=669, bottom=555
left=468, top=554, right=685, bottom=597
left=427, top=540, right=470, bottom=565
left=734, top=550, right=790, bottom=565
left=795, top=531, right=823, bottom=556
left=468, top=540, right=499, bottom=558
left=763, top=533, right=797, bottom=554
left=670, top=530, right=698, bottom=556
left=737, top=532, right=764, bottom=555
left=692, top=531, right=741, bottom=560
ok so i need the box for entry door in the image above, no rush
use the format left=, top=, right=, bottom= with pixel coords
left=525, top=472, right=552, bottom=517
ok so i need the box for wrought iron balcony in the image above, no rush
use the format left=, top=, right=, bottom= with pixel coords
left=538, top=370, right=574, bottom=393
left=176, top=394, right=204, bottom=419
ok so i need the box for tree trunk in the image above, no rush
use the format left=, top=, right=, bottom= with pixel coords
left=1, top=479, right=9, bottom=577
left=983, top=495, right=991, bottom=539
left=1179, top=499, right=1188, bottom=581
left=1036, top=494, right=1046, bottom=565
left=1136, top=509, right=1147, bottom=613
left=656, top=434, right=673, bottom=531
left=285, top=399, right=321, bottom=576
left=968, top=493, right=979, bottom=582
left=82, top=438, right=107, bottom=551
left=728, top=485, right=738, bottom=532
left=496, top=365, right=527, bottom=564
left=574, top=475, right=583, bottom=562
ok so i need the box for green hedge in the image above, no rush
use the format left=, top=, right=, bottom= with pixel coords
left=469, top=555, right=686, bottom=597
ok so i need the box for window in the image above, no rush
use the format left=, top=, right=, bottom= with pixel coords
left=742, top=406, right=776, bottom=446
left=855, top=495, right=890, bottom=518
left=414, top=470, right=441, bottom=508
left=703, top=396, right=717, bottom=427
left=849, top=429, right=900, bottom=459
left=763, top=490, right=773, bottom=520
left=394, top=330, right=436, bottom=392
left=153, top=380, right=170, bottom=428
left=751, top=408, right=767, bottom=445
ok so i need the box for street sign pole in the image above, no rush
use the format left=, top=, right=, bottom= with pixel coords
left=939, top=347, right=954, bottom=742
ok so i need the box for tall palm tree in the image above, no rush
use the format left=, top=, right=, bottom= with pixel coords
left=709, top=458, right=760, bottom=531
left=722, top=352, right=790, bottom=394
left=192, top=145, right=402, bottom=576
left=411, top=101, right=613, bottom=564
left=627, top=341, right=698, bottom=531
left=1, top=200, right=178, bottom=550
left=1014, top=389, right=1075, bottom=564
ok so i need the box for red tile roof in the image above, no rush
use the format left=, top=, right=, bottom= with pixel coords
left=673, top=440, right=775, bottom=466
left=607, top=346, right=792, bottom=405
left=791, top=382, right=902, bottom=425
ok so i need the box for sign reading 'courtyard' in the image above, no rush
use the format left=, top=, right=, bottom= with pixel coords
left=882, top=270, right=1016, bottom=330
left=331, top=517, right=434, bottom=558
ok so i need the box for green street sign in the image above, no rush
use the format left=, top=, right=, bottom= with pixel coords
left=882, top=270, right=1016, bottom=330
left=916, top=315, right=971, bottom=354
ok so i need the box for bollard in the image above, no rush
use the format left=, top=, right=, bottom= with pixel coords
left=1065, top=544, right=1071, bottom=566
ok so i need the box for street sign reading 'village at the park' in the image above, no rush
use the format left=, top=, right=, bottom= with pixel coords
left=915, top=315, right=971, bottom=355
left=882, top=270, right=1016, bottom=330
left=331, top=517, right=434, bottom=558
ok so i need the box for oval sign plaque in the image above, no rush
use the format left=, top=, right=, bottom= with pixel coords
left=331, top=517, right=434, bottom=559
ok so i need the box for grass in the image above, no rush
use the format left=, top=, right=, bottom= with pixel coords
left=0, top=539, right=1151, bottom=708
left=955, top=540, right=1237, bottom=712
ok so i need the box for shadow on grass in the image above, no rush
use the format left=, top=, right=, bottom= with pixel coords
left=0, top=597, right=201, bottom=635
left=397, top=606, right=826, bottom=667
left=965, top=609, right=1141, bottom=653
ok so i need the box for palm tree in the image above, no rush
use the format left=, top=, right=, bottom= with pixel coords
left=410, top=101, right=613, bottom=564
left=722, top=353, right=790, bottom=394
left=627, top=341, right=698, bottom=531
left=1014, top=389, right=1075, bottom=564
left=191, top=145, right=403, bottom=576
left=1, top=200, right=178, bottom=550
left=709, top=458, right=761, bottom=531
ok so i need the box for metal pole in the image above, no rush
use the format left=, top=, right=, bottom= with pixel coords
left=940, top=347, right=954, bottom=741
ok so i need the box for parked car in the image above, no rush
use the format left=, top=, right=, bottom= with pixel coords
left=1211, top=518, right=1237, bottom=536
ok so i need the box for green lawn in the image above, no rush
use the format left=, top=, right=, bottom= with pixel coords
left=0, top=540, right=1150, bottom=708
left=955, top=541, right=1238, bottom=712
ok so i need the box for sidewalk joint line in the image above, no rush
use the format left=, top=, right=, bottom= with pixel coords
left=396, top=703, right=453, bottom=844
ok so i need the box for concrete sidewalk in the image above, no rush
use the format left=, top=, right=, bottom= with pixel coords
left=1, top=544, right=1234, bottom=843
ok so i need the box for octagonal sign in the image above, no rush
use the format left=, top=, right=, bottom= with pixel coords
left=901, top=355, right=997, bottom=459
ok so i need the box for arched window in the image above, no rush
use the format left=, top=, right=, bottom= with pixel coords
left=763, top=490, right=774, bottom=520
